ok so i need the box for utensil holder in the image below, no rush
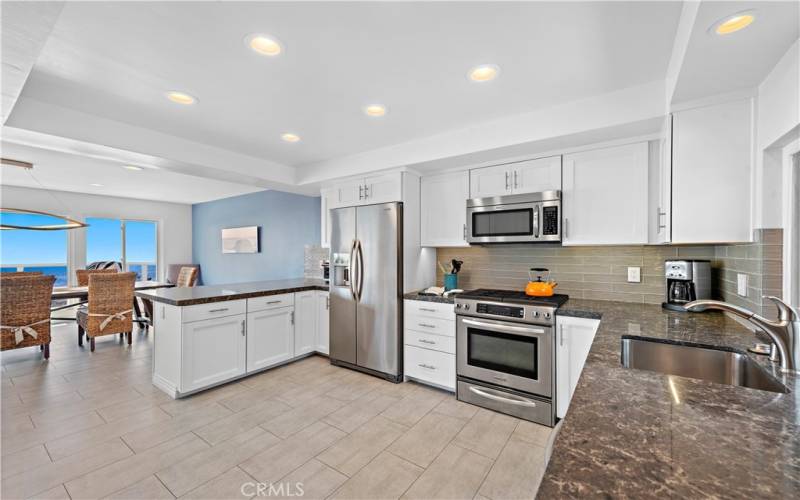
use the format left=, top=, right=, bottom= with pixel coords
left=444, top=273, right=458, bottom=291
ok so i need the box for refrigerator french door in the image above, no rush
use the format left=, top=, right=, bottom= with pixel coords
left=329, top=202, right=403, bottom=381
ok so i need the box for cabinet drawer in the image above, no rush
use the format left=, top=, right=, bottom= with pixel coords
left=404, top=314, right=455, bottom=337
left=405, top=329, right=455, bottom=354
left=404, top=345, right=455, bottom=391
left=182, top=300, right=246, bottom=324
left=404, top=300, right=454, bottom=321
left=247, top=293, right=295, bottom=313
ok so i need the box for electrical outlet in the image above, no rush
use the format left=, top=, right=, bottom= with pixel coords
left=737, top=274, right=748, bottom=297
left=627, top=267, right=641, bottom=283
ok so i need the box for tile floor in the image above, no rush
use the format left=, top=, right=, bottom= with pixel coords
left=1, top=322, right=553, bottom=499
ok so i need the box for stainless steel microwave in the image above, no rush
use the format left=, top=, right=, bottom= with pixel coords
left=466, top=191, right=561, bottom=244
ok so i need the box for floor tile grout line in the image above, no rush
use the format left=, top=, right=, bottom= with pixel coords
left=473, top=420, right=521, bottom=498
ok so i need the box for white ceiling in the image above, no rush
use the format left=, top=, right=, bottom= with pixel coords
left=672, top=1, right=800, bottom=103
left=12, top=1, right=681, bottom=168
left=0, top=142, right=263, bottom=204
left=1, top=1, right=797, bottom=203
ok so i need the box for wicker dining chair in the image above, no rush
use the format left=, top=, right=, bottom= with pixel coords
left=176, top=266, right=198, bottom=287
left=76, top=268, right=117, bottom=287
left=0, top=275, right=56, bottom=359
left=76, top=272, right=136, bottom=352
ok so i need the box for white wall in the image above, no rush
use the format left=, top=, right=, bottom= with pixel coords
left=756, top=39, right=800, bottom=228
left=0, top=185, right=192, bottom=284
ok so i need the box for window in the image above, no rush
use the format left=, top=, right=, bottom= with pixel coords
left=86, top=218, right=158, bottom=280
left=0, top=212, right=69, bottom=286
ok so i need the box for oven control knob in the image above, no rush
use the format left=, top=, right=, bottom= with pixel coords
left=464, top=304, right=470, bottom=310
left=544, top=312, right=551, bottom=319
left=456, top=303, right=462, bottom=309
left=532, top=311, right=540, bottom=318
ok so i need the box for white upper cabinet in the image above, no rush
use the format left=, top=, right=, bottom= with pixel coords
left=332, top=172, right=403, bottom=208
left=513, top=156, right=562, bottom=194
left=469, top=156, right=562, bottom=198
left=671, top=99, right=754, bottom=244
left=421, top=171, right=470, bottom=247
left=294, top=290, right=317, bottom=356
left=470, top=163, right=512, bottom=198
left=320, top=187, right=335, bottom=248
left=562, top=142, right=648, bottom=245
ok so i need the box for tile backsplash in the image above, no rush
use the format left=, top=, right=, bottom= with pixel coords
left=435, top=228, right=784, bottom=310
left=304, top=245, right=329, bottom=279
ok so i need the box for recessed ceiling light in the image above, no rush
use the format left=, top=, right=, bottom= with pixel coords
left=468, top=64, right=500, bottom=83
left=166, top=91, right=197, bottom=105
left=89, top=183, right=103, bottom=187
left=245, top=34, right=283, bottom=56
left=281, top=133, right=300, bottom=143
left=364, top=105, right=387, bottom=117
left=711, top=11, right=755, bottom=35
left=123, top=165, right=143, bottom=171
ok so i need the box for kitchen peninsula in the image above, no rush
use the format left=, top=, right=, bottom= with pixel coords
left=136, top=279, right=329, bottom=398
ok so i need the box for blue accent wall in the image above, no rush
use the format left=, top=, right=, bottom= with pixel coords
left=192, top=190, right=320, bottom=285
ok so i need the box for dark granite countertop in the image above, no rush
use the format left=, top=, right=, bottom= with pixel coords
left=538, top=298, right=799, bottom=499
left=403, top=291, right=457, bottom=304
left=135, top=278, right=329, bottom=306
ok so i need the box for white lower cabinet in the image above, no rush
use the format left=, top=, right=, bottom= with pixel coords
left=294, top=291, right=317, bottom=356
left=182, top=314, right=247, bottom=393
left=246, top=306, right=295, bottom=372
left=403, top=300, right=456, bottom=391
left=316, top=291, right=330, bottom=354
left=556, top=316, right=601, bottom=418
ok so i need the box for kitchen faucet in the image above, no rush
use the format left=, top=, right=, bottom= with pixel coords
left=685, top=296, right=800, bottom=373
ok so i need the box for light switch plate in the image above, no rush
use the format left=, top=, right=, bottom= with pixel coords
left=737, top=274, right=748, bottom=296
left=627, top=267, right=641, bottom=283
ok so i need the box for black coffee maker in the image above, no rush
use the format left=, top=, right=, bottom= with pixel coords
left=662, top=260, right=711, bottom=312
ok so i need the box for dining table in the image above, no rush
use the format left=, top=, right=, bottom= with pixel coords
left=51, top=281, right=174, bottom=325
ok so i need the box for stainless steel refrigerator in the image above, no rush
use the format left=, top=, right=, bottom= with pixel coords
left=329, top=202, right=403, bottom=382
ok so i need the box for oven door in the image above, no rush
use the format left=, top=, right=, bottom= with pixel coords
left=456, top=315, right=552, bottom=397
left=466, top=201, right=560, bottom=244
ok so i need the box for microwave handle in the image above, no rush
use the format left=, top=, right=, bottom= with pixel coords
left=533, top=205, right=540, bottom=238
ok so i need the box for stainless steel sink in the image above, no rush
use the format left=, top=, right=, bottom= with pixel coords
left=621, top=337, right=788, bottom=393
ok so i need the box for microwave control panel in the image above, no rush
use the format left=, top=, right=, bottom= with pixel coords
left=542, top=206, right=559, bottom=235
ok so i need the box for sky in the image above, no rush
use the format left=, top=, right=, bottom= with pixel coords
left=0, top=213, right=156, bottom=265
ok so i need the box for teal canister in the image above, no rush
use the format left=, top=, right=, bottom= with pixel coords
left=443, top=273, right=458, bottom=291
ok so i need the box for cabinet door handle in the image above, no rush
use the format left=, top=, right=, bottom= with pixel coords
left=563, top=218, right=568, bottom=239
left=504, top=171, right=510, bottom=190
left=266, top=300, right=282, bottom=305
left=513, top=170, right=518, bottom=189
left=463, top=223, right=467, bottom=240
left=419, top=339, right=436, bottom=345
left=419, top=307, right=436, bottom=312
left=418, top=363, right=437, bottom=370
left=290, top=311, right=295, bottom=325
left=358, top=185, right=363, bottom=200
left=241, top=320, right=246, bottom=336
left=326, top=297, right=329, bottom=310
left=559, top=324, right=564, bottom=346
left=209, top=308, right=229, bottom=313
left=418, top=323, right=436, bottom=329
left=363, top=184, right=370, bottom=199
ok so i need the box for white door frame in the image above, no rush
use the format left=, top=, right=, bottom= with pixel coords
left=781, top=136, right=800, bottom=308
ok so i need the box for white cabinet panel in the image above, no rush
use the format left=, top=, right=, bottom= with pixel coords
left=404, top=345, right=455, bottom=391
left=246, top=306, right=294, bottom=372
left=421, top=171, right=469, bottom=247
left=182, top=315, right=246, bottom=393
left=336, top=180, right=361, bottom=207
left=562, top=142, right=648, bottom=245
left=404, top=300, right=455, bottom=322
left=320, top=188, right=335, bottom=247
left=316, top=291, right=329, bottom=355
left=363, top=172, right=403, bottom=204
left=512, top=156, right=562, bottom=194
left=294, top=291, right=317, bottom=356
left=247, top=293, right=294, bottom=314
left=470, top=164, right=512, bottom=198
left=671, top=99, right=753, bottom=243
left=555, top=316, right=600, bottom=418
left=405, top=330, right=455, bottom=354
left=182, top=299, right=246, bottom=323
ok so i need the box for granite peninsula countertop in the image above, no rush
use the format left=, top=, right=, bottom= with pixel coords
left=135, top=278, right=328, bottom=306
left=538, top=298, right=799, bottom=499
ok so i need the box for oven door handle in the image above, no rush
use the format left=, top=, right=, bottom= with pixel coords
left=468, top=386, right=537, bottom=407
left=461, top=318, right=545, bottom=335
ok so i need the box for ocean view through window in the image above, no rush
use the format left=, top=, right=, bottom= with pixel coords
left=0, top=213, right=69, bottom=286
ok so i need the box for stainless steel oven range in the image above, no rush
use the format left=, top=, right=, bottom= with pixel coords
left=455, top=289, right=568, bottom=427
